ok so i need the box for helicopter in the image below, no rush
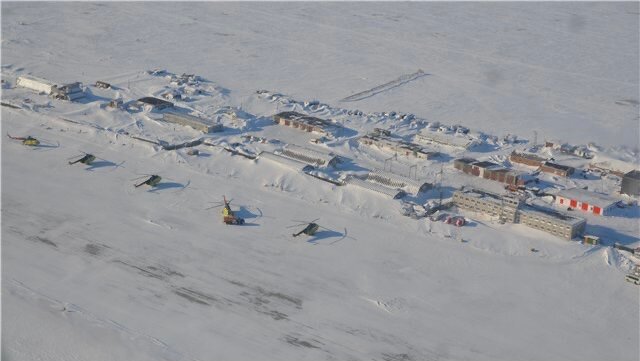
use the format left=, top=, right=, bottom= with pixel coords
left=7, top=133, right=40, bottom=146
left=133, top=175, right=162, bottom=188
left=68, top=153, right=96, bottom=165
left=208, top=196, right=245, bottom=225
left=288, top=218, right=323, bottom=237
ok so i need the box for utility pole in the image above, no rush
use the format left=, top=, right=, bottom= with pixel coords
left=438, top=165, right=444, bottom=208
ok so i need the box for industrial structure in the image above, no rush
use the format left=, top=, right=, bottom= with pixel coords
left=162, top=112, right=223, bottom=133
left=453, top=188, right=586, bottom=240
left=621, top=170, right=640, bottom=196
left=273, top=111, right=341, bottom=136
left=555, top=188, right=620, bottom=216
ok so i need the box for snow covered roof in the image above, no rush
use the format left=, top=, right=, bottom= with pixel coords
left=520, top=205, right=586, bottom=226
left=258, top=151, right=311, bottom=172
left=415, top=130, right=476, bottom=148
left=344, top=176, right=405, bottom=199
left=556, top=188, right=620, bottom=207
left=282, top=144, right=337, bottom=166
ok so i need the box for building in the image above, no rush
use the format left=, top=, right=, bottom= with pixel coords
left=518, top=205, right=586, bottom=240
left=453, top=188, right=586, bottom=240
left=453, top=189, right=520, bottom=223
left=273, top=111, right=341, bottom=136
left=162, top=112, right=223, bottom=133
left=366, top=168, right=433, bottom=194
left=16, top=75, right=54, bottom=94
left=539, top=161, right=574, bottom=177
left=277, top=144, right=340, bottom=167
left=621, top=170, right=640, bottom=196
left=509, top=151, right=546, bottom=167
left=555, top=188, right=620, bottom=216
left=454, top=158, right=528, bottom=186
left=358, top=134, right=439, bottom=160
left=137, top=97, right=174, bottom=110
left=95, top=81, right=111, bottom=89
left=344, top=175, right=406, bottom=199
left=258, top=151, right=314, bottom=173
left=51, top=82, right=85, bottom=101
left=414, top=130, right=477, bottom=149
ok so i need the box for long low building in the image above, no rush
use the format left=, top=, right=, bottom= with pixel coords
left=273, top=111, right=341, bottom=136
left=414, top=130, right=477, bottom=149
left=358, top=134, right=438, bottom=160
left=453, top=158, right=528, bottom=186
left=555, top=188, right=620, bottom=216
left=453, top=189, right=520, bottom=223
left=277, top=144, right=340, bottom=167
left=16, top=75, right=54, bottom=94
left=162, top=112, right=223, bottom=133
left=366, top=168, right=433, bottom=194
left=518, top=205, right=586, bottom=240
left=344, top=175, right=406, bottom=199
left=453, top=188, right=586, bottom=240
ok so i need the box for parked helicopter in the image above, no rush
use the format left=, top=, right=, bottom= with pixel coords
left=68, top=153, right=96, bottom=165
left=133, top=175, right=162, bottom=188
left=288, top=218, right=325, bottom=237
left=208, top=196, right=245, bottom=225
left=7, top=133, right=40, bottom=146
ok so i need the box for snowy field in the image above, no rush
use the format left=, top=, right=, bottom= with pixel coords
left=2, top=2, right=639, bottom=361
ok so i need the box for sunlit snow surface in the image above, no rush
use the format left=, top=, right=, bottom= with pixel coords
left=2, top=2, right=639, bottom=361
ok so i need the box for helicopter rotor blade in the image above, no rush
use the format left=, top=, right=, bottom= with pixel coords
left=286, top=223, right=308, bottom=229
left=130, top=175, right=150, bottom=181
left=66, top=153, right=84, bottom=160
left=291, top=218, right=320, bottom=224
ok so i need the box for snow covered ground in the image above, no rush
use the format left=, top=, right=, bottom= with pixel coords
left=2, top=2, right=639, bottom=361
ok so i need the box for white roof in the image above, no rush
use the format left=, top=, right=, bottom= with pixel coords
left=344, top=176, right=404, bottom=198
left=590, top=155, right=638, bottom=174
left=556, top=188, right=620, bottom=207
left=258, top=151, right=309, bottom=172
left=283, top=144, right=336, bottom=164
left=415, top=130, right=475, bottom=148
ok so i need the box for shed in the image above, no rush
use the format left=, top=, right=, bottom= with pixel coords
left=621, top=170, right=640, bottom=196
left=583, top=235, right=600, bottom=245
left=95, top=81, right=111, bottom=89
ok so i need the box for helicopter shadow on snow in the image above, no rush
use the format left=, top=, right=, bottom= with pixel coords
left=306, top=229, right=345, bottom=244
left=85, top=160, right=125, bottom=171
left=236, top=206, right=263, bottom=220
left=147, top=180, right=191, bottom=193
